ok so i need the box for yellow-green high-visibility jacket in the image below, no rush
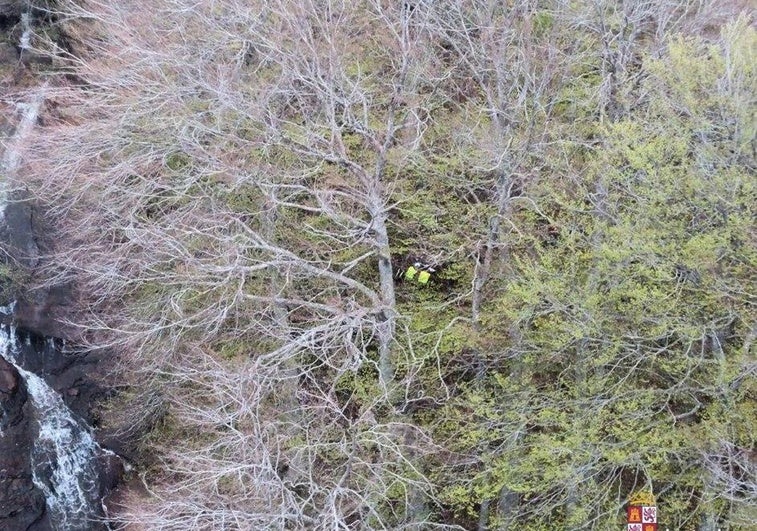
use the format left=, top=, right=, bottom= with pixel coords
left=404, top=266, right=419, bottom=281
left=417, top=270, right=431, bottom=284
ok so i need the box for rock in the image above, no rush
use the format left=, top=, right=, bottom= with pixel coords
left=0, top=192, right=40, bottom=270
left=0, top=189, right=117, bottom=531
left=0, top=35, right=126, bottom=528
left=0, top=356, right=22, bottom=424
left=0, top=355, right=17, bottom=393
left=0, top=1, right=26, bottom=20
left=0, top=41, right=17, bottom=64
left=0, top=328, right=118, bottom=531
left=5, top=329, right=110, bottom=426
left=97, top=452, right=124, bottom=493
left=0, top=356, right=51, bottom=530
left=1, top=2, right=60, bottom=68
left=12, top=281, right=76, bottom=343
left=0, top=190, right=78, bottom=341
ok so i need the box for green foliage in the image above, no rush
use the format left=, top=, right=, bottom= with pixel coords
left=428, top=20, right=756, bottom=529
left=36, top=2, right=754, bottom=529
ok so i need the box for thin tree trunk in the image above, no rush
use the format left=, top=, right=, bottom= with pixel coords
left=472, top=172, right=513, bottom=327
left=368, top=195, right=396, bottom=390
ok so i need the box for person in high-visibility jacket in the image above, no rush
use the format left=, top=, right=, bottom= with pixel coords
left=404, top=263, right=420, bottom=281
left=404, top=263, right=435, bottom=285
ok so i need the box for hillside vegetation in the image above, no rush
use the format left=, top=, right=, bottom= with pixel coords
left=22, top=1, right=755, bottom=529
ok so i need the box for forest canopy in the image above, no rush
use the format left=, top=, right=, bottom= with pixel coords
left=20, top=0, right=756, bottom=529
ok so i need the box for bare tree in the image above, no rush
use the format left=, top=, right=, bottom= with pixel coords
left=16, top=0, right=753, bottom=529
left=22, top=0, right=459, bottom=528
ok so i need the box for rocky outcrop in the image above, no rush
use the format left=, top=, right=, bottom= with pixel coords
left=0, top=1, right=26, bottom=20
left=0, top=91, right=75, bottom=340
left=0, top=356, right=50, bottom=531
left=1, top=1, right=55, bottom=68
left=0, top=1, right=24, bottom=52
left=0, top=28, right=124, bottom=528
left=0, top=41, right=16, bottom=63
left=7, top=330, right=110, bottom=426
left=0, top=193, right=76, bottom=339
left=0, top=199, right=122, bottom=531
left=0, top=192, right=39, bottom=269
left=0, top=327, right=123, bottom=531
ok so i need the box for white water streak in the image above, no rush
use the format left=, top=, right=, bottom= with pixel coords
left=0, top=327, right=104, bottom=530
left=0, top=86, right=46, bottom=219
left=20, top=12, right=33, bottom=52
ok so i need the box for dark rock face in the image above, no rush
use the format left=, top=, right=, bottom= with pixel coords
left=0, top=191, right=77, bottom=340
left=0, top=357, right=51, bottom=531
left=0, top=1, right=26, bottom=21
left=0, top=194, right=39, bottom=270
left=0, top=58, right=123, bottom=529
left=0, top=356, right=18, bottom=394
left=0, top=1, right=24, bottom=49
left=0, top=327, right=122, bottom=531
left=0, top=1, right=56, bottom=67
left=0, top=41, right=16, bottom=63
left=7, top=329, right=110, bottom=426
left=0, top=279, right=123, bottom=531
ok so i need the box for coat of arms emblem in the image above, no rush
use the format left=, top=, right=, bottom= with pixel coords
left=627, top=490, right=657, bottom=531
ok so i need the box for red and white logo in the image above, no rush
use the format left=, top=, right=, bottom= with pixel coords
left=627, top=504, right=657, bottom=531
